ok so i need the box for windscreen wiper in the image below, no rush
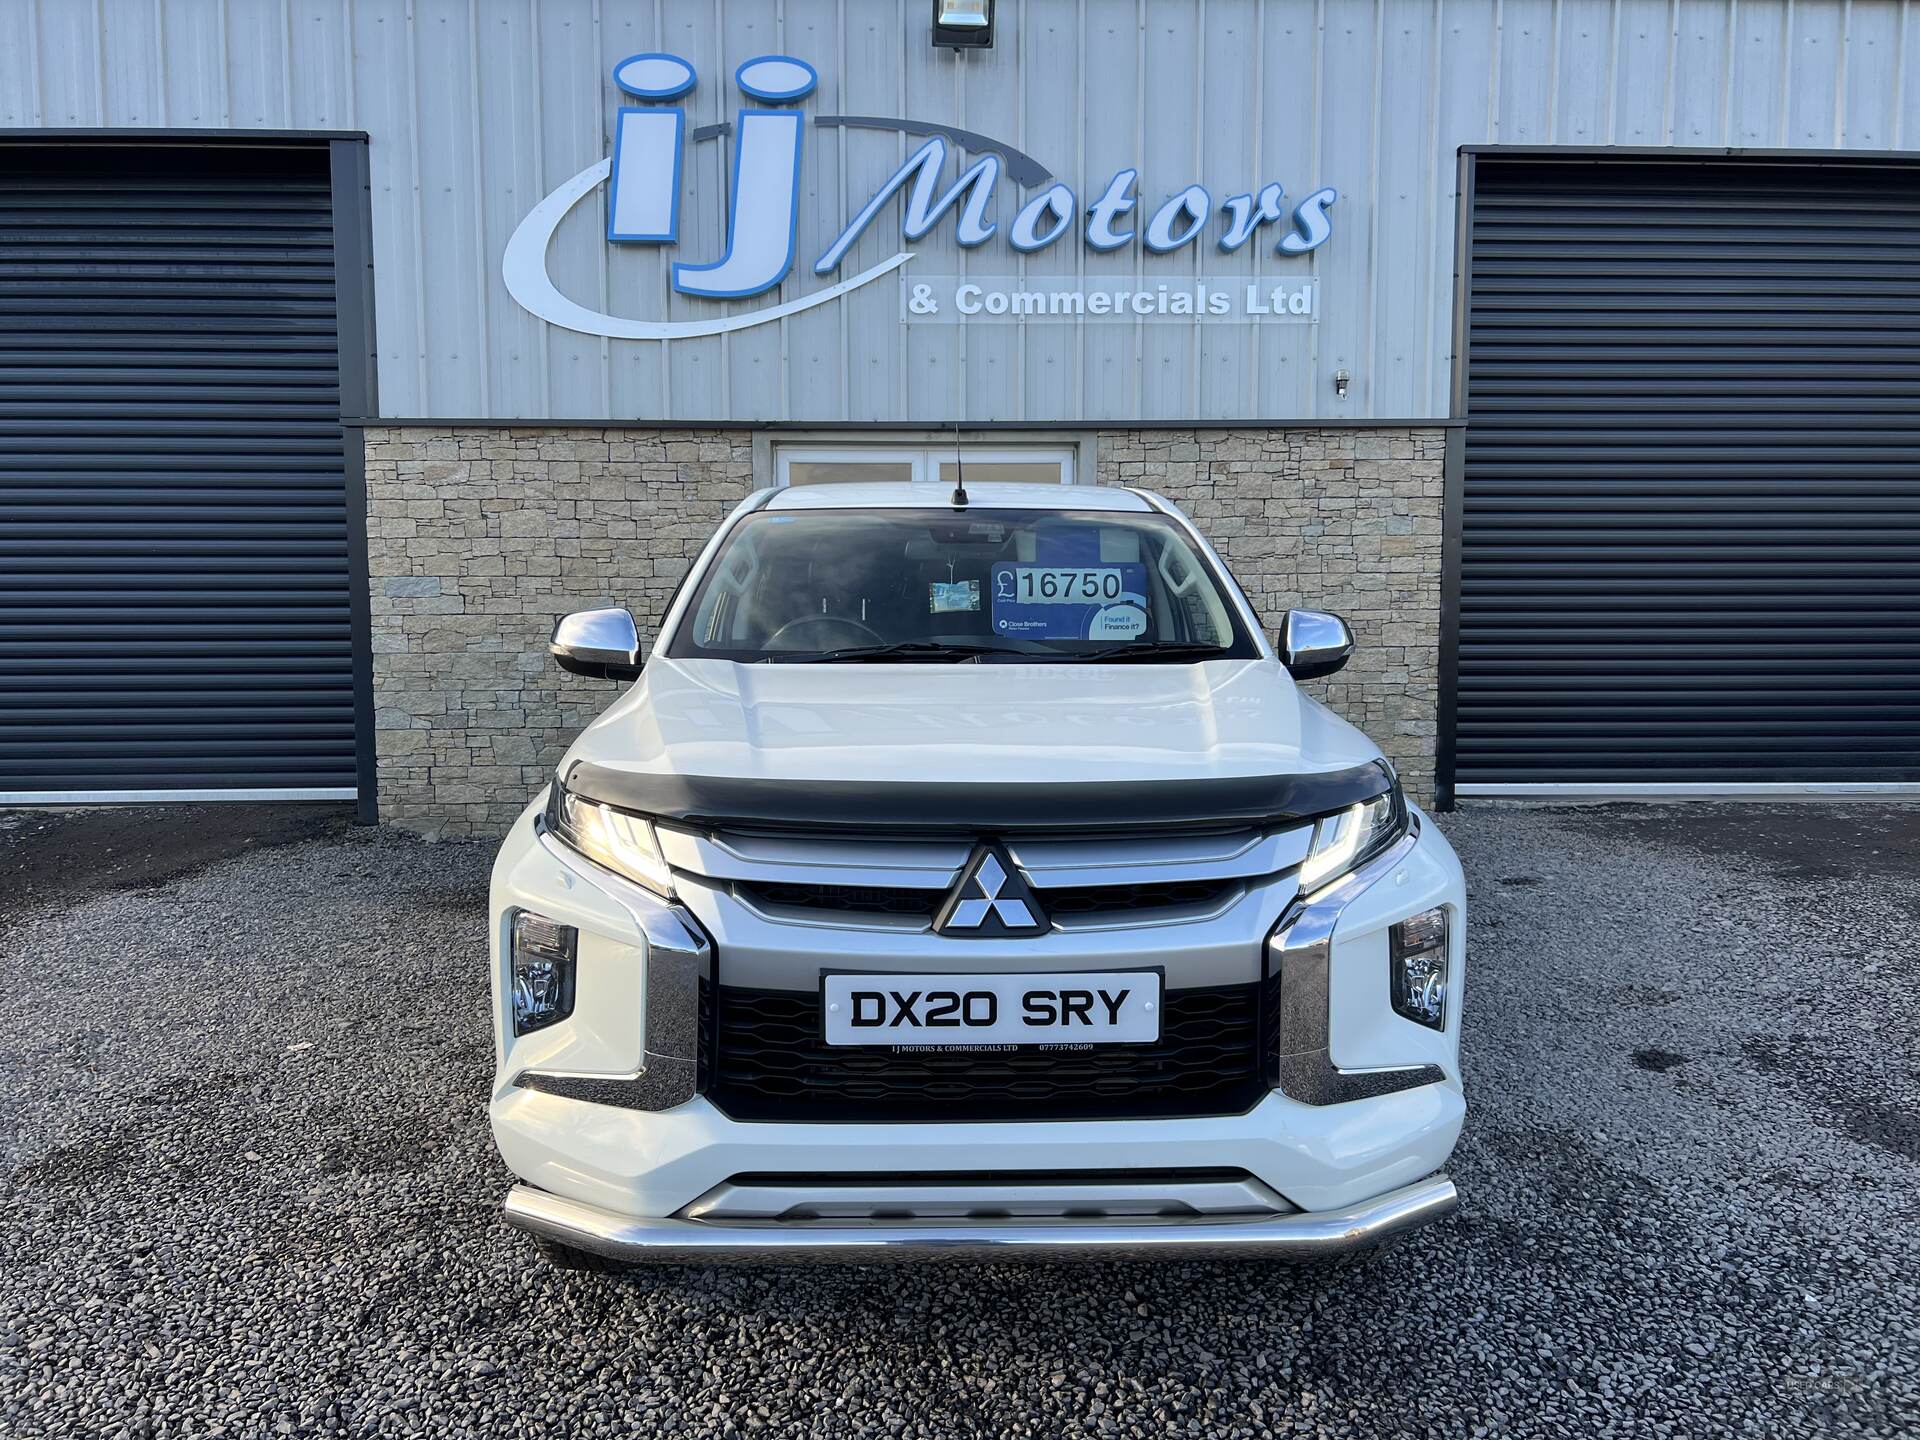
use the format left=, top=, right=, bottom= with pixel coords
left=767, top=641, right=1011, bottom=664
left=1055, top=641, right=1233, bottom=662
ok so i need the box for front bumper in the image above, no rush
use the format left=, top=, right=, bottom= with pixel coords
left=489, top=791, right=1468, bottom=1244
left=493, top=1072, right=1463, bottom=1219
left=503, top=1174, right=1459, bottom=1264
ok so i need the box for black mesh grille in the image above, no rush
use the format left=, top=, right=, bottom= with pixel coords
left=706, top=982, right=1267, bottom=1123
left=1042, top=879, right=1239, bottom=916
left=741, top=882, right=943, bottom=917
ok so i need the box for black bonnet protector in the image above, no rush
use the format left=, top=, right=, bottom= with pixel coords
left=561, top=759, right=1395, bottom=834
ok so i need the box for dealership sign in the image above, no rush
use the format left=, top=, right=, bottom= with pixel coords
left=503, top=52, right=1335, bottom=340
left=903, top=277, right=1318, bottom=324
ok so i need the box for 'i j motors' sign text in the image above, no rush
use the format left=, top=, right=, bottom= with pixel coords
left=505, top=52, right=1333, bottom=341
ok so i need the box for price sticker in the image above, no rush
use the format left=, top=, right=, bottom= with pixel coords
left=990, top=563, right=1148, bottom=640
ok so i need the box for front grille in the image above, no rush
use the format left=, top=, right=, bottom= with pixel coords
left=736, top=877, right=1240, bottom=924
left=705, top=982, right=1267, bottom=1122
left=740, top=881, right=943, bottom=918
left=1043, top=878, right=1239, bottom=916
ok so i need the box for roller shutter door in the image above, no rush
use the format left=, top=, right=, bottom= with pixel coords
left=0, top=142, right=359, bottom=800
left=1455, top=156, right=1920, bottom=793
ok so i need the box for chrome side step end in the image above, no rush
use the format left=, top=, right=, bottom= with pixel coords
left=502, top=1175, right=1459, bottom=1265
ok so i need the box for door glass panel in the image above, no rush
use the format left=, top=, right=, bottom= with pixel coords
left=785, top=460, right=916, bottom=485
left=935, top=461, right=1065, bottom=486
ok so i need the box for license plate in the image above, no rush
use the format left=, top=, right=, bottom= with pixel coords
left=821, top=971, right=1162, bottom=1047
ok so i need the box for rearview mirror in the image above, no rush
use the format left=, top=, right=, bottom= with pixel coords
left=1278, top=609, right=1353, bottom=681
left=550, top=608, right=643, bottom=681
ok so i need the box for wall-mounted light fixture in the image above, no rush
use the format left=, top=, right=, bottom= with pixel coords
left=933, top=0, right=994, bottom=49
left=1333, top=369, right=1351, bottom=401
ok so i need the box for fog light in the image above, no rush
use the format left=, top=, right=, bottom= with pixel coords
left=511, top=912, right=577, bottom=1035
left=1389, top=906, right=1449, bottom=1030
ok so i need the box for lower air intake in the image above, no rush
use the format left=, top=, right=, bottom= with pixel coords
left=706, top=982, right=1266, bottom=1123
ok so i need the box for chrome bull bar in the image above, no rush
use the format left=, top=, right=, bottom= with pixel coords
left=504, top=1174, right=1459, bottom=1265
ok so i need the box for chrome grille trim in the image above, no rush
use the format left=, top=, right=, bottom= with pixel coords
left=655, top=823, right=964, bottom=889
left=1012, top=826, right=1312, bottom=889
left=658, top=820, right=1315, bottom=931
left=1050, top=882, right=1252, bottom=933
left=725, top=882, right=934, bottom=933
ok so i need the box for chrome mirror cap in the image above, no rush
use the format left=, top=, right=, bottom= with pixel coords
left=550, top=607, right=643, bottom=681
left=1279, top=609, right=1354, bottom=681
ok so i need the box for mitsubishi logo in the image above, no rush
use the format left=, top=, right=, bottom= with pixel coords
left=934, top=845, right=1049, bottom=938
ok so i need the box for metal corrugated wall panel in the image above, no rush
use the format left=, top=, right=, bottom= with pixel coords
left=3, top=1, right=1918, bottom=421
left=1456, top=155, right=1920, bottom=786
left=0, top=142, right=355, bottom=792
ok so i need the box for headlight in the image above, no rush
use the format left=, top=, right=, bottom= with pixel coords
left=544, top=782, right=674, bottom=897
left=1296, top=780, right=1408, bottom=894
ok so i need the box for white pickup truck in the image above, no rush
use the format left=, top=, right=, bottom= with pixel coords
left=489, top=481, right=1465, bottom=1266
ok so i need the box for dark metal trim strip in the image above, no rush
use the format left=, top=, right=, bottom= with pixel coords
left=0, top=127, right=371, bottom=142
left=1435, top=148, right=1477, bottom=812
left=330, top=138, right=380, bottom=825
left=344, top=417, right=1468, bottom=431
left=1459, top=143, right=1920, bottom=163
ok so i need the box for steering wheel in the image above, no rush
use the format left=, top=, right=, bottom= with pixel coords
left=765, top=614, right=885, bottom=651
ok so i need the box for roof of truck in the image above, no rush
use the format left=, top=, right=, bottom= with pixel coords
left=762, top=481, right=1155, bottom=512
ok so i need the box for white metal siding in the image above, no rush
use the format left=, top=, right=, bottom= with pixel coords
left=5, top=0, right=1918, bottom=422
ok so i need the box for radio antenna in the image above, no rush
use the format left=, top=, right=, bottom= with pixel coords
left=950, top=413, right=969, bottom=508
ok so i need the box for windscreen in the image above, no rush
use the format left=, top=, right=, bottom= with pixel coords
left=666, top=507, right=1259, bottom=663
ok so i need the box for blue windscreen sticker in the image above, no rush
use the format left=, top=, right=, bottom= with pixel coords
left=990, top=562, right=1149, bottom=641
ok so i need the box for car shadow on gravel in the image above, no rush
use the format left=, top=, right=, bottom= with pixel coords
left=0, top=802, right=354, bottom=923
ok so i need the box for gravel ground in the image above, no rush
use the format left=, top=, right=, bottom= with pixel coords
left=2, top=802, right=1917, bottom=1438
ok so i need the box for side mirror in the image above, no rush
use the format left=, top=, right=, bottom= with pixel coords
left=550, top=607, right=643, bottom=681
left=1278, top=609, right=1353, bottom=681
